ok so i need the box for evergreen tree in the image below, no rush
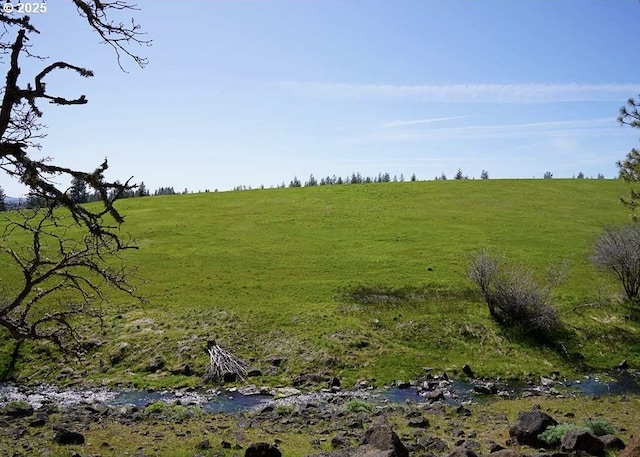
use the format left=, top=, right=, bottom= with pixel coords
left=454, top=168, right=464, bottom=180
left=0, top=185, right=6, bottom=211
left=69, top=176, right=88, bottom=203
left=410, top=173, right=417, bottom=182
left=289, top=176, right=301, bottom=188
left=136, top=181, right=149, bottom=197
left=480, top=170, right=489, bottom=180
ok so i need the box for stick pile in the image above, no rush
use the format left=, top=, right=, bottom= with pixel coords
left=202, top=340, right=249, bottom=384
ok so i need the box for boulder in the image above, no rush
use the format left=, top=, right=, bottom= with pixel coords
left=488, top=449, right=524, bottom=457
left=509, top=409, right=558, bottom=447
left=598, top=434, right=625, bottom=450
left=3, top=402, right=34, bottom=418
left=307, top=426, right=409, bottom=457
left=53, top=429, right=85, bottom=445
left=245, top=442, right=281, bottom=457
left=360, top=425, right=409, bottom=457
left=447, top=447, right=478, bottom=457
left=620, top=431, right=640, bottom=457
left=561, top=430, right=604, bottom=456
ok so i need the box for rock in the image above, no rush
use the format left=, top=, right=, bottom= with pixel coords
left=293, top=373, right=327, bottom=386
left=419, top=436, right=449, bottom=453
left=54, top=429, right=85, bottom=445
left=247, top=369, right=263, bottom=377
left=488, top=449, right=524, bottom=457
left=448, top=447, right=478, bottom=457
left=473, top=383, right=497, bottom=395
left=195, top=439, right=211, bottom=450
left=619, top=430, right=640, bottom=457
left=223, top=372, right=238, bottom=383
left=561, top=430, right=604, bottom=456
left=144, top=355, right=165, bottom=373
left=425, top=389, right=445, bottom=401
left=462, top=364, right=474, bottom=378
left=407, top=416, right=429, bottom=429
left=509, top=409, right=558, bottom=447
left=598, top=434, right=625, bottom=450
left=618, top=360, right=630, bottom=369
left=332, top=434, right=351, bottom=449
left=3, top=402, right=34, bottom=418
left=487, top=441, right=506, bottom=453
left=109, top=342, right=129, bottom=365
left=245, top=442, right=281, bottom=457
left=28, top=413, right=48, bottom=427
left=360, top=425, right=409, bottom=457
left=266, top=356, right=283, bottom=367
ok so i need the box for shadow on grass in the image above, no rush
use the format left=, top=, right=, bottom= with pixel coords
left=338, top=283, right=477, bottom=307
left=0, top=340, right=22, bottom=382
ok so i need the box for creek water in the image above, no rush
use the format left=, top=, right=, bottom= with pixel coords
left=2, top=371, right=640, bottom=413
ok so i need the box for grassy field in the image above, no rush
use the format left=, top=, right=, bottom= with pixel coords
left=2, top=179, right=640, bottom=388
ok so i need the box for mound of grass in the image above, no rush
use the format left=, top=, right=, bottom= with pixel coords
left=1, top=179, right=639, bottom=387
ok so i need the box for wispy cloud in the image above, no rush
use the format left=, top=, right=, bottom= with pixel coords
left=380, top=115, right=472, bottom=128
left=279, top=82, right=640, bottom=103
left=338, top=117, right=623, bottom=144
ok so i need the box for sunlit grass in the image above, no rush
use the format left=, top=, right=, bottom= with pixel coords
left=1, top=179, right=638, bottom=387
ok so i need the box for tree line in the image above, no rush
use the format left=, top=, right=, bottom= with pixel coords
left=0, top=168, right=612, bottom=210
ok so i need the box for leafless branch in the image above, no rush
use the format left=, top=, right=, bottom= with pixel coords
left=0, top=208, right=139, bottom=354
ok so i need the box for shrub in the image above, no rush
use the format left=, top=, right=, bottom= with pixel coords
left=344, top=399, right=373, bottom=413
left=538, top=424, right=587, bottom=447
left=585, top=418, right=616, bottom=436
left=591, top=224, right=640, bottom=303
left=538, top=419, right=616, bottom=447
left=467, top=251, right=563, bottom=335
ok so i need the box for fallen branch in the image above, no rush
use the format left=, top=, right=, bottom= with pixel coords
left=202, top=340, right=248, bottom=384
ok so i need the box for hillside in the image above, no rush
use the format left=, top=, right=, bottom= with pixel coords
left=1, top=179, right=639, bottom=388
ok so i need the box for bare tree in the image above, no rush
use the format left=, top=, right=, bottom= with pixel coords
left=591, top=224, right=640, bottom=303
left=0, top=2, right=149, bottom=361
left=0, top=2, right=150, bottom=239
left=1, top=207, right=138, bottom=354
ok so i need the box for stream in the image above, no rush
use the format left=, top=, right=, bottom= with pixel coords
left=1, top=371, right=640, bottom=414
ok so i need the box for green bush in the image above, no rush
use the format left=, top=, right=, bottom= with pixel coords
left=538, top=424, right=587, bottom=447
left=538, top=419, right=616, bottom=447
left=585, top=418, right=616, bottom=436
left=344, top=399, right=373, bottom=413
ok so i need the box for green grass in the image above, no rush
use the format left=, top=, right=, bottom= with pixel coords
left=2, top=179, right=639, bottom=388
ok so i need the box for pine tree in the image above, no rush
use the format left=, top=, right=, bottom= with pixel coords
left=69, top=176, right=88, bottom=203
left=0, top=185, right=6, bottom=211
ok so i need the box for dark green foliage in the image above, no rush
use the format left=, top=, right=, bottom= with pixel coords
left=69, top=176, right=88, bottom=203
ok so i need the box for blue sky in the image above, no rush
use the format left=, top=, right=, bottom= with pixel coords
left=3, top=0, right=640, bottom=196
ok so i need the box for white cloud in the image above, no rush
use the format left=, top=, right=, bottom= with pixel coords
left=337, top=118, right=622, bottom=144
left=279, top=82, right=640, bottom=103
left=380, top=115, right=472, bottom=128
